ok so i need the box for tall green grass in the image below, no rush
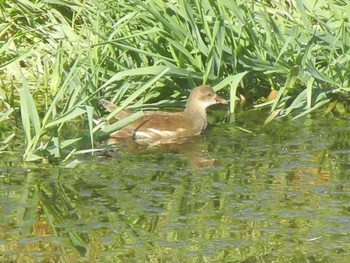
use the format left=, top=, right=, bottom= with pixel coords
left=0, top=0, right=349, bottom=161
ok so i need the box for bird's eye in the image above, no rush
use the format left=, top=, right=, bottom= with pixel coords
left=207, top=93, right=212, bottom=97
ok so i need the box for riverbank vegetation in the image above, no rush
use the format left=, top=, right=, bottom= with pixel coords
left=1, top=0, right=349, bottom=161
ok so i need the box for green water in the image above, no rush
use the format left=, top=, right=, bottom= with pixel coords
left=1, top=113, right=350, bottom=262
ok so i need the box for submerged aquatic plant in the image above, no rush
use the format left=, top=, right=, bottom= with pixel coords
left=0, top=0, right=349, bottom=161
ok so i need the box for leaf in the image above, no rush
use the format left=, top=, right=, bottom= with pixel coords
left=94, top=68, right=170, bottom=133
left=64, top=159, right=81, bottom=169
left=271, top=65, right=300, bottom=111
left=44, top=107, right=86, bottom=128
left=213, top=72, right=249, bottom=113
left=0, top=108, right=14, bottom=123
left=19, top=87, right=41, bottom=139
left=101, top=111, right=144, bottom=134
left=85, top=105, right=95, bottom=149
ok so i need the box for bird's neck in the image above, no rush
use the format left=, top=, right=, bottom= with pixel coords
left=184, top=104, right=208, bottom=133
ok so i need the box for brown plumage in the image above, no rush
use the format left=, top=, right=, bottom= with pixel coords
left=100, top=85, right=227, bottom=141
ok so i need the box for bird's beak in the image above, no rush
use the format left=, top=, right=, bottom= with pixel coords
left=215, top=94, right=228, bottom=104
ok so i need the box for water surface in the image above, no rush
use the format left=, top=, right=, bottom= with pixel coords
left=1, top=112, right=350, bottom=262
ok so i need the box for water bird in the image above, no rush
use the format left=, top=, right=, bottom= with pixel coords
left=99, top=85, right=227, bottom=142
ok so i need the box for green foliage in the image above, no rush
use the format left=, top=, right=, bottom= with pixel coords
left=0, top=0, right=349, bottom=161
